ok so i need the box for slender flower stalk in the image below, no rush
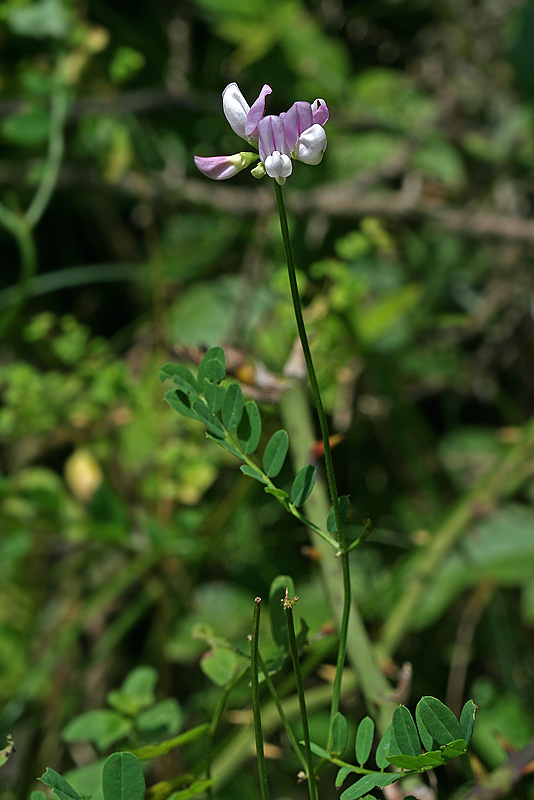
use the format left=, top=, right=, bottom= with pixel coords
left=251, top=598, right=271, bottom=800
left=283, top=591, right=318, bottom=800
left=206, top=669, right=245, bottom=800
left=273, top=180, right=351, bottom=750
left=257, top=650, right=308, bottom=773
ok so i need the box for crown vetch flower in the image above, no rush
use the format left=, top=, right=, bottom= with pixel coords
left=194, top=84, right=328, bottom=182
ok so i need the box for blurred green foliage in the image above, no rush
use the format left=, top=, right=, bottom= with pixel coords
left=1, top=0, right=534, bottom=798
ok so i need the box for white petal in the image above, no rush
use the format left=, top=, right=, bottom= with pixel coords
left=280, top=153, right=292, bottom=177
left=295, top=124, right=327, bottom=165
left=264, top=151, right=293, bottom=181
left=222, top=83, right=250, bottom=140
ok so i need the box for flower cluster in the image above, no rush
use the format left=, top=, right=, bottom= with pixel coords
left=194, top=82, right=329, bottom=186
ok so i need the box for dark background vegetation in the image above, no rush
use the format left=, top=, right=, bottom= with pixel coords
left=1, top=0, right=534, bottom=798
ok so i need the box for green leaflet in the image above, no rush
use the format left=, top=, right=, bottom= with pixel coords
left=197, top=346, right=226, bottom=386
left=165, top=389, right=203, bottom=422
left=416, top=696, right=462, bottom=747
left=290, top=465, right=316, bottom=507
left=340, top=771, right=399, bottom=800
left=355, top=716, right=374, bottom=766
left=262, top=429, right=289, bottom=478
left=240, top=464, right=268, bottom=484
left=191, top=401, right=225, bottom=438
left=236, top=400, right=262, bottom=453
left=102, top=752, right=145, bottom=800
left=222, top=383, right=244, bottom=431
left=39, top=769, right=90, bottom=800
left=332, top=712, right=348, bottom=754
left=460, top=699, right=477, bottom=746
left=391, top=705, right=420, bottom=757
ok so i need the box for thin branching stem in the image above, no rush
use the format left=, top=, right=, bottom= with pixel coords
left=274, top=181, right=351, bottom=747
left=283, top=593, right=318, bottom=800
left=251, top=598, right=271, bottom=800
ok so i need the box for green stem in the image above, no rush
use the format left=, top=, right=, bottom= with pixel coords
left=284, top=594, right=318, bottom=800
left=257, top=650, right=308, bottom=773
left=26, top=83, right=69, bottom=228
left=273, top=182, right=345, bottom=550
left=274, top=181, right=352, bottom=747
left=206, top=669, right=246, bottom=800
left=0, top=206, right=37, bottom=338
left=251, top=598, right=271, bottom=800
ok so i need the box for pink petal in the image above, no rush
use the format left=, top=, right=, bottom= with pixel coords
left=244, top=84, right=272, bottom=138
left=194, top=154, right=243, bottom=180
left=311, top=98, right=329, bottom=126
left=283, top=101, right=313, bottom=152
